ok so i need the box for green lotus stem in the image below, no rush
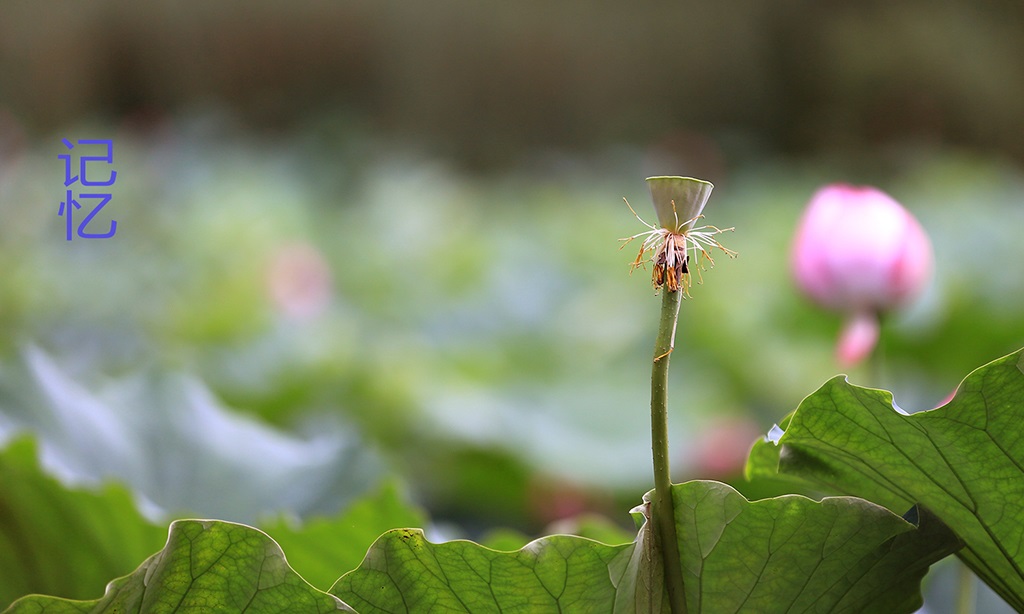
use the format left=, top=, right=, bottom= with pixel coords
left=651, top=287, right=687, bottom=613
left=627, top=175, right=731, bottom=612
left=956, top=561, right=975, bottom=614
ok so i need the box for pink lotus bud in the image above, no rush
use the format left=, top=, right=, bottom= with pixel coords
left=791, top=184, right=933, bottom=366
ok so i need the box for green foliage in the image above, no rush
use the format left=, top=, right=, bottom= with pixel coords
left=669, top=483, right=957, bottom=613
left=261, top=482, right=427, bottom=592
left=747, top=348, right=1024, bottom=610
left=17, top=349, right=1021, bottom=613
left=0, top=438, right=165, bottom=606
left=2, top=135, right=1023, bottom=612
left=6, top=520, right=349, bottom=614
left=331, top=481, right=954, bottom=613
left=0, top=436, right=422, bottom=611
left=333, top=528, right=632, bottom=613
left=4, top=145, right=1024, bottom=527
left=4, top=479, right=956, bottom=613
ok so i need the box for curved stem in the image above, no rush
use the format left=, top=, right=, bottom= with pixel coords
left=956, top=561, right=975, bottom=614
left=868, top=311, right=886, bottom=389
left=651, top=288, right=687, bottom=613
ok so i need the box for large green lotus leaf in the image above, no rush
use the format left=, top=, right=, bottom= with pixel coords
left=261, top=481, right=427, bottom=591
left=4, top=480, right=955, bottom=614
left=5, top=520, right=350, bottom=614
left=746, top=348, right=1024, bottom=610
left=331, top=480, right=957, bottom=613
left=669, top=482, right=957, bottom=613
left=0, top=437, right=166, bottom=607
left=332, top=528, right=635, bottom=613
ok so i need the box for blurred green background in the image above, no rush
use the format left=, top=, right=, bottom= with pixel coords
left=0, top=1, right=1022, bottom=610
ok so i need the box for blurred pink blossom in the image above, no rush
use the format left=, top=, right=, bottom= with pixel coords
left=791, top=184, right=933, bottom=367
left=266, top=243, right=333, bottom=319
left=690, top=416, right=763, bottom=479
